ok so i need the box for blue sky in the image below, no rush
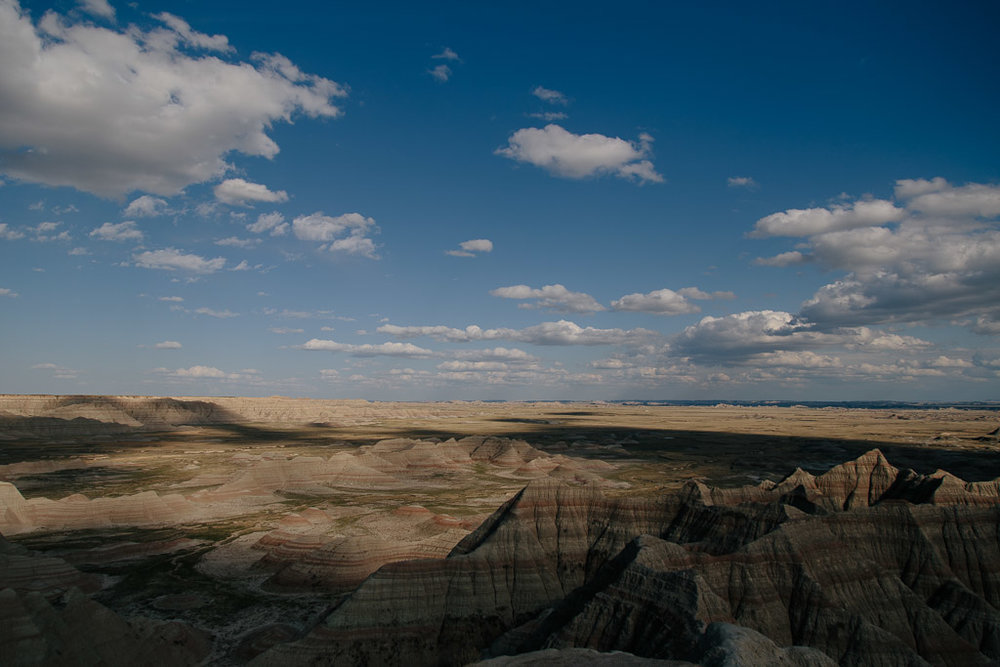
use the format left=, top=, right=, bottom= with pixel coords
left=1, top=0, right=999, bottom=400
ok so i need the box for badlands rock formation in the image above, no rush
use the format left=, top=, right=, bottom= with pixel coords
left=0, top=394, right=477, bottom=433
left=0, top=482, right=198, bottom=535
left=257, top=449, right=1000, bottom=666
left=0, top=535, right=210, bottom=666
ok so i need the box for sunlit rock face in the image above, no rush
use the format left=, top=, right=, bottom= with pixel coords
left=256, top=449, right=1000, bottom=666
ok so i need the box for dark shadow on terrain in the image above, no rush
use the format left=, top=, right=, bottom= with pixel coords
left=315, top=422, right=1000, bottom=483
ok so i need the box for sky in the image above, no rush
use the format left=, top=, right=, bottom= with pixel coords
left=1, top=0, right=999, bottom=401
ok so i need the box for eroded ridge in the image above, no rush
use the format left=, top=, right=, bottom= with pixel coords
left=257, top=449, right=1000, bottom=666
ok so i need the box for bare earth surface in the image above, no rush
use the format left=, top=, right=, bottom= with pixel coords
left=1, top=395, right=998, bottom=665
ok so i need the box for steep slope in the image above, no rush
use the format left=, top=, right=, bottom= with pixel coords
left=255, top=449, right=1000, bottom=666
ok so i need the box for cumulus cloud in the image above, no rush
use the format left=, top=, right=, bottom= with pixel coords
left=671, top=309, right=931, bottom=364
left=123, top=195, right=169, bottom=218
left=897, top=178, right=1000, bottom=217
left=154, top=340, right=182, bottom=349
left=437, top=361, right=509, bottom=372
left=428, top=64, right=452, bottom=82
left=446, top=238, right=493, bottom=257
left=31, top=222, right=71, bottom=242
left=90, top=220, right=142, bottom=242
left=297, top=339, right=434, bottom=358
left=215, top=236, right=260, bottom=248
left=269, top=327, right=304, bottom=334
left=214, top=178, right=289, bottom=206
left=490, top=284, right=604, bottom=313
left=0, top=2, right=346, bottom=197
left=378, top=320, right=655, bottom=346
left=292, top=212, right=379, bottom=258
left=452, top=347, right=536, bottom=362
left=748, top=179, right=1000, bottom=334
left=496, top=124, right=663, bottom=184
left=754, top=250, right=809, bottom=267
left=749, top=199, right=904, bottom=238
left=247, top=212, right=288, bottom=236
left=174, top=365, right=226, bottom=378
left=0, top=223, right=25, bottom=240
left=134, top=248, right=225, bottom=273
left=0, top=287, right=18, bottom=297
left=727, top=176, right=757, bottom=189
left=532, top=86, right=568, bottom=105
left=611, top=288, right=700, bottom=315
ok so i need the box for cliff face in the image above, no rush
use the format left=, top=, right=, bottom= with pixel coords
left=256, top=449, right=1000, bottom=666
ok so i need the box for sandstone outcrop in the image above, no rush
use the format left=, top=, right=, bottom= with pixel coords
left=255, top=449, right=1000, bottom=666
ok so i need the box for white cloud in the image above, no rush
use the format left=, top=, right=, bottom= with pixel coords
left=214, top=178, right=289, bottom=206
left=298, top=339, right=435, bottom=358
left=247, top=212, right=288, bottom=236
left=150, top=12, right=232, bottom=52
left=154, top=340, right=182, bottom=349
left=496, top=124, right=663, bottom=184
left=158, top=296, right=184, bottom=302
left=90, top=220, right=143, bottom=242
left=754, top=250, right=809, bottom=267
left=134, top=248, right=225, bottom=273
left=0, top=287, right=18, bottom=297
left=123, top=195, right=169, bottom=218
left=452, top=347, right=536, bottom=362
left=194, top=307, right=238, bottom=318
left=329, top=235, right=377, bottom=258
left=0, top=2, right=346, bottom=197
left=0, top=223, right=24, bottom=240
left=215, top=236, right=260, bottom=248
left=749, top=199, right=904, bottom=238
left=68, top=247, right=89, bottom=256
left=31, top=222, right=71, bottom=242
left=446, top=238, right=493, bottom=257
left=532, top=86, right=568, bottom=105
left=751, top=350, right=841, bottom=369
left=378, top=319, right=655, bottom=346
left=431, top=47, right=460, bottom=61
left=437, top=361, right=509, bottom=371
left=611, top=288, right=699, bottom=315
left=31, top=362, right=78, bottom=379
left=428, top=64, right=452, bottom=82
left=677, top=287, right=736, bottom=300
left=527, top=112, right=568, bottom=121
left=78, top=0, right=114, bottom=20
left=292, top=212, right=378, bottom=258
left=671, top=309, right=931, bottom=365
left=672, top=310, right=835, bottom=362
left=269, top=327, right=304, bottom=334
left=727, top=176, right=758, bottom=189
left=896, top=178, right=1000, bottom=217
left=166, top=365, right=231, bottom=378
left=490, top=283, right=604, bottom=313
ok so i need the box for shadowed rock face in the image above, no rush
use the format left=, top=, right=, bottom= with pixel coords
left=255, top=449, right=1000, bottom=666
left=0, top=535, right=211, bottom=667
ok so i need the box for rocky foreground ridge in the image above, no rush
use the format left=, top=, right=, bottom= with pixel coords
left=256, top=449, right=1000, bottom=666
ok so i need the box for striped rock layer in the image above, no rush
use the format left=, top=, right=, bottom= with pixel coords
left=256, top=449, right=1000, bottom=666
